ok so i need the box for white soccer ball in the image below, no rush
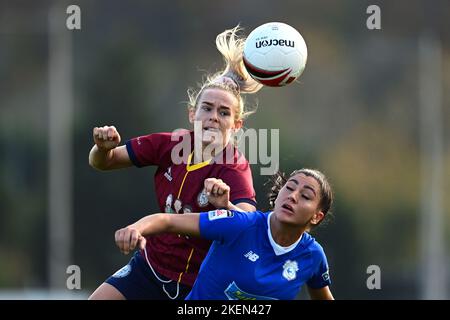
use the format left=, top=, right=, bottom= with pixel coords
left=243, top=22, right=308, bottom=87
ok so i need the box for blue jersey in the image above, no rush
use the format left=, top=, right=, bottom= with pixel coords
left=186, top=210, right=331, bottom=300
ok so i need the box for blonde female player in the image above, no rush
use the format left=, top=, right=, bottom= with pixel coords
left=88, top=26, right=263, bottom=300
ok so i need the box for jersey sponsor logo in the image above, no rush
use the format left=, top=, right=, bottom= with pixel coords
left=208, top=209, right=234, bottom=221
left=224, top=281, right=277, bottom=300
left=322, top=270, right=330, bottom=282
left=244, top=250, right=259, bottom=262
left=112, top=264, right=131, bottom=278
left=282, top=260, right=299, bottom=281
left=164, top=166, right=173, bottom=181
left=197, top=189, right=209, bottom=207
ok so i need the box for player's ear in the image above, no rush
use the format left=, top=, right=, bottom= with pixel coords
left=310, top=211, right=324, bottom=226
left=233, top=119, right=243, bottom=130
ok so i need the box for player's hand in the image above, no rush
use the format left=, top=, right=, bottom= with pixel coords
left=115, top=226, right=146, bottom=255
left=204, top=178, right=230, bottom=209
left=93, top=126, right=121, bottom=151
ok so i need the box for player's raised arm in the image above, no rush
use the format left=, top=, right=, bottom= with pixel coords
left=89, top=126, right=132, bottom=170
left=115, top=213, right=201, bottom=254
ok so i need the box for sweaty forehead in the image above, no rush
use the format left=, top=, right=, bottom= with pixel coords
left=199, top=88, right=238, bottom=108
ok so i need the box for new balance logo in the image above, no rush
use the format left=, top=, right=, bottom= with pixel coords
left=164, top=167, right=172, bottom=181
left=244, top=250, right=259, bottom=262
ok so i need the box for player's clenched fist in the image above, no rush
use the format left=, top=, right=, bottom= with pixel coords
left=93, top=126, right=121, bottom=151
left=115, top=226, right=146, bottom=255
left=204, top=178, right=229, bottom=196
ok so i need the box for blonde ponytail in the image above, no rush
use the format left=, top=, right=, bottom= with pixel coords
left=215, top=25, right=263, bottom=94
left=188, top=25, right=262, bottom=120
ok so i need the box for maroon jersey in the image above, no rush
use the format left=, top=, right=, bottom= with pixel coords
left=125, top=130, right=256, bottom=286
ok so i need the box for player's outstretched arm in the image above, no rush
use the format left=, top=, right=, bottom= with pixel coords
left=89, top=126, right=132, bottom=170
left=115, top=213, right=201, bottom=254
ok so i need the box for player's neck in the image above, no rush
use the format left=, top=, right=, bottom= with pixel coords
left=191, top=150, right=213, bottom=164
left=269, top=214, right=304, bottom=247
left=192, top=142, right=232, bottom=164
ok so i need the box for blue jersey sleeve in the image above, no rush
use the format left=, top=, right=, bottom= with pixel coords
left=306, top=246, right=332, bottom=289
left=199, top=210, right=258, bottom=244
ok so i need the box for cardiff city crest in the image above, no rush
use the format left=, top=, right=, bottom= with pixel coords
left=282, top=260, right=299, bottom=281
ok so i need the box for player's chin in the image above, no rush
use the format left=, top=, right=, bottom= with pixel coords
left=276, top=210, right=297, bottom=224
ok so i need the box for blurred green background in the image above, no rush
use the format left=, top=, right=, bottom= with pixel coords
left=0, top=0, right=449, bottom=299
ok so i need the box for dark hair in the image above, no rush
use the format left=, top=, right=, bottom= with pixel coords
left=267, top=169, right=334, bottom=229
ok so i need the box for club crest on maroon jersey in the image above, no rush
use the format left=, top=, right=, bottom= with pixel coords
left=197, top=189, right=209, bottom=207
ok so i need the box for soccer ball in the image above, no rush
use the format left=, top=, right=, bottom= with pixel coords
left=243, top=22, right=308, bottom=87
